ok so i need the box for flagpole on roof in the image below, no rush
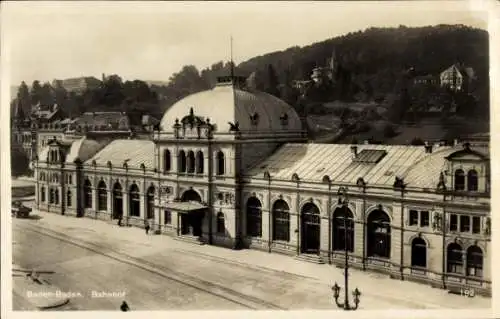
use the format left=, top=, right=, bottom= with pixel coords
left=230, top=35, right=234, bottom=80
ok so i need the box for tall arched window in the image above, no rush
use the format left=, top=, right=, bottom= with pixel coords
left=178, top=150, right=186, bottom=173
left=467, top=170, right=478, bottom=191
left=187, top=151, right=195, bottom=173
left=196, top=151, right=204, bottom=174
left=216, top=151, right=225, bottom=176
left=163, top=149, right=171, bottom=173
left=411, top=237, right=427, bottom=268
left=332, top=206, right=354, bottom=252
left=217, top=212, right=225, bottom=234
left=112, top=182, right=123, bottom=220
left=272, top=200, right=290, bottom=242
left=246, top=197, right=262, bottom=237
left=146, top=186, right=155, bottom=219
left=367, top=209, right=391, bottom=258
left=466, top=245, right=483, bottom=277
left=447, top=243, right=463, bottom=274
left=54, top=189, right=59, bottom=204
left=49, top=188, right=54, bottom=204
left=66, top=191, right=72, bottom=207
left=41, top=187, right=46, bottom=202
left=83, top=179, right=92, bottom=208
left=97, top=181, right=107, bottom=211
left=454, top=169, right=465, bottom=191
left=129, top=184, right=140, bottom=217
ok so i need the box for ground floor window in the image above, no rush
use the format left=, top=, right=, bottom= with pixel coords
left=54, top=189, right=59, bottom=205
left=217, top=212, right=225, bottom=234
left=447, top=243, right=463, bottom=274
left=41, top=187, right=46, bottom=202
left=164, top=210, right=171, bottom=225
left=466, top=245, right=483, bottom=277
left=272, top=200, right=290, bottom=242
left=411, top=237, right=427, bottom=268
left=66, top=191, right=72, bottom=207
left=49, top=188, right=54, bottom=204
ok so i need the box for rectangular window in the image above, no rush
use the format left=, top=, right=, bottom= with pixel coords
left=472, top=216, right=481, bottom=234
left=420, top=211, right=430, bottom=227
left=460, top=215, right=470, bottom=233
left=409, top=210, right=419, bottom=226
left=449, top=214, right=458, bottom=232
left=164, top=210, right=171, bottom=225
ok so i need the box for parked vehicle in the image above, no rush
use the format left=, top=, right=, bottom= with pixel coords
left=12, top=201, right=32, bottom=218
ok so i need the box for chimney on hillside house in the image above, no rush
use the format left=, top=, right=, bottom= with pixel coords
left=350, top=145, right=358, bottom=159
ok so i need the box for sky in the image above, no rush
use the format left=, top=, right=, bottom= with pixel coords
left=1, top=1, right=491, bottom=86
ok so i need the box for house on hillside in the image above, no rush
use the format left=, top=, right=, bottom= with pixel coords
left=440, top=64, right=475, bottom=92
left=413, top=74, right=439, bottom=86
left=52, top=76, right=102, bottom=94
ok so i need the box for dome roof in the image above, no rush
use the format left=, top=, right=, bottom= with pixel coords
left=159, top=84, right=302, bottom=133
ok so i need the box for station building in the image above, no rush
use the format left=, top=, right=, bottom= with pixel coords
left=33, top=73, right=491, bottom=296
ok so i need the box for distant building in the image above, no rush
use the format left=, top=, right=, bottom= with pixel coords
left=311, top=49, right=338, bottom=85
left=440, top=64, right=475, bottom=92
left=413, top=74, right=439, bottom=86
left=52, top=76, right=102, bottom=94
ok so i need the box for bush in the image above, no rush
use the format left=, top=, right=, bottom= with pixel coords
left=11, top=148, right=30, bottom=178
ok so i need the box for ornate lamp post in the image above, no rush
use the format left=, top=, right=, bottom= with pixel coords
left=332, top=187, right=361, bottom=310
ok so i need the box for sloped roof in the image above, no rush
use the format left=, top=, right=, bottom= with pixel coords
left=86, top=139, right=155, bottom=170
left=76, top=112, right=130, bottom=129
left=65, top=137, right=111, bottom=163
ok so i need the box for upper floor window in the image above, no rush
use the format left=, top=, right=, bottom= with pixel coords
left=449, top=213, right=482, bottom=235
left=454, top=169, right=465, bottom=191
left=163, top=149, right=171, bottom=173
left=178, top=150, right=186, bottom=173
left=187, top=151, right=195, bottom=173
left=216, top=151, right=225, bottom=176
left=408, top=209, right=429, bottom=228
left=467, top=170, right=478, bottom=191
left=196, top=151, right=204, bottom=174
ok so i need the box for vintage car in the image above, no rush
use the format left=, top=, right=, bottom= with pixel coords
left=11, top=201, right=32, bottom=218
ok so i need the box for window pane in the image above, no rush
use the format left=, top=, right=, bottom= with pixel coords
left=460, top=215, right=470, bottom=233
left=409, top=210, right=419, bottom=226
left=420, top=211, right=429, bottom=227
left=472, top=217, right=481, bottom=234
left=450, top=214, right=458, bottom=231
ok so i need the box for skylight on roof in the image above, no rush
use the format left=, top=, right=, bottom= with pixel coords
left=354, top=149, right=387, bottom=164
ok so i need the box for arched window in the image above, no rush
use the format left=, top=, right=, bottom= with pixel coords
left=367, top=209, right=391, bottom=258
left=112, top=182, right=123, bottom=220
left=301, top=202, right=321, bottom=254
left=54, top=189, right=59, bottom=204
left=187, top=151, right=195, bottom=173
left=66, top=191, right=72, bottom=207
left=411, top=237, right=427, bottom=268
left=217, top=212, right=225, bottom=234
left=272, top=200, right=290, bottom=242
left=466, top=245, right=483, bottom=277
left=467, top=170, right=478, bottom=191
left=97, top=181, right=107, bottom=211
left=83, top=179, right=92, bottom=209
left=216, top=151, right=225, bottom=176
left=246, top=197, right=262, bottom=237
left=196, top=151, right=204, bottom=174
left=332, top=206, right=354, bottom=252
left=163, top=149, right=171, bottom=173
left=454, top=169, right=465, bottom=191
left=69, top=175, right=72, bottom=185
left=447, top=243, right=463, bottom=274
left=129, top=184, right=140, bottom=217
left=178, top=150, right=186, bottom=173
left=146, top=186, right=155, bottom=219
left=41, top=187, right=46, bottom=202
left=49, top=188, right=54, bottom=204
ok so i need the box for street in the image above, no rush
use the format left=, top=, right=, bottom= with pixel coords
left=11, top=202, right=492, bottom=311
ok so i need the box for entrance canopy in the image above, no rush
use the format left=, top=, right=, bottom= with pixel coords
left=161, top=201, right=207, bottom=213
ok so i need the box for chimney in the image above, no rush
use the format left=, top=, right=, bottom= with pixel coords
left=453, top=139, right=459, bottom=146
left=350, top=145, right=358, bottom=159
left=364, top=140, right=370, bottom=145
left=463, top=142, right=471, bottom=150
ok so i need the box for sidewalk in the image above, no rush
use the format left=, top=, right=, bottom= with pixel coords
left=23, top=211, right=491, bottom=310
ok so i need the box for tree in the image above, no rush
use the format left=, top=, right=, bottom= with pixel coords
left=16, top=81, right=31, bottom=115
left=10, top=141, right=30, bottom=177
left=30, top=80, right=42, bottom=106
left=40, top=82, right=54, bottom=106
left=265, top=64, right=281, bottom=97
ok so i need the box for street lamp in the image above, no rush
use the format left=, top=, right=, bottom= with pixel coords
left=332, top=187, right=361, bottom=310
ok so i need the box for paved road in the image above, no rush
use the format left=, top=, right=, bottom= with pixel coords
left=12, top=206, right=492, bottom=311
left=13, top=223, right=247, bottom=310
